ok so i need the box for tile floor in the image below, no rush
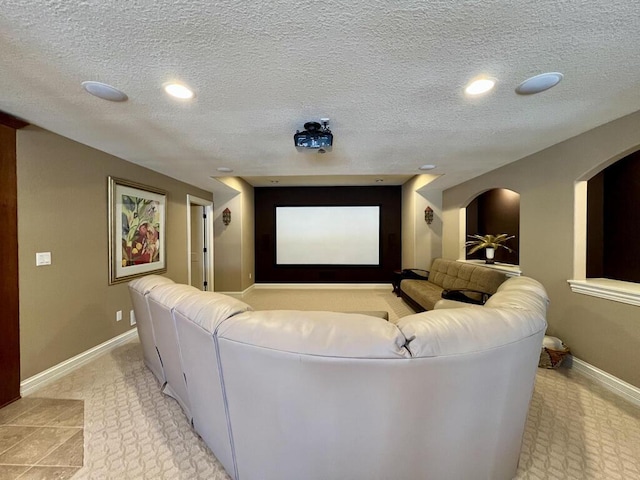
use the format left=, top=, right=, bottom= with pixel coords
left=0, top=398, right=84, bottom=480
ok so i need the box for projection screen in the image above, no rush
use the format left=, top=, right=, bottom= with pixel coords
left=276, top=206, right=380, bottom=265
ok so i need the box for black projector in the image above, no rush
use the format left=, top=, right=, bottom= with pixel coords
left=294, top=121, right=333, bottom=152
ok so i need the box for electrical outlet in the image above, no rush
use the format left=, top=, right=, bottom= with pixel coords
left=130, top=310, right=136, bottom=326
left=116, top=310, right=122, bottom=322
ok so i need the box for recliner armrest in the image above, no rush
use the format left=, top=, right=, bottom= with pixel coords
left=400, top=269, right=430, bottom=280
left=441, top=288, right=491, bottom=305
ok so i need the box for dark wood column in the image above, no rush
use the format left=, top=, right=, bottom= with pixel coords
left=0, top=111, right=28, bottom=408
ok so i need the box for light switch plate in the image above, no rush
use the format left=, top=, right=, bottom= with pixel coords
left=36, top=252, right=52, bottom=266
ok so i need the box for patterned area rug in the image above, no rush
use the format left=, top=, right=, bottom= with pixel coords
left=34, top=342, right=229, bottom=480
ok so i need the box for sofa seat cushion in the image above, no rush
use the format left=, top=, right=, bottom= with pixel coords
left=400, top=279, right=444, bottom=311
left=217, top=310, right=410, bottom=359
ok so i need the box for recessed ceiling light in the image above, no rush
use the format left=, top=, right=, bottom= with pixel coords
left=419, top=164, right=437, bottom=171
left=516, top=72, right=563, bottom=95
left=164, top=83, right=195, bottom=99
left=81, top=81, right=128, bottom=102
left=464, top=77, right=496, bottom=96
left=216, top=167, right=233, bottom=173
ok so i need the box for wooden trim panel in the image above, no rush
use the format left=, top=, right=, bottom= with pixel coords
left=0, top=124, right=21, bottom=407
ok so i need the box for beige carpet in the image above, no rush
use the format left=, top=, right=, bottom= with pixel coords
left=24, top=288, right=640, bottom=479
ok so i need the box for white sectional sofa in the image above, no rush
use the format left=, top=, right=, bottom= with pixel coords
left=129, top=275, right=548, bottom=480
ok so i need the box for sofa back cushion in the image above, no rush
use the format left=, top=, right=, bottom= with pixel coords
left=398, top=276, right=548, bottom=358
left=428, top=258, right=506, bottom=293
left=128, top=275, right=175, bottom=333
left=484, top=276, right=549, bottom=316
left=398, top=307, right=546, bottom=358
left=217, top=310, right=410, bottom=359
left=173, top=291, right=253, bottom=334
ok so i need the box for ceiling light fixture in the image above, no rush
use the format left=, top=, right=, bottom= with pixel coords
left=81, top=81, right=128, bottom=102
left=516, top=72, right=564, bottom=95
left=464, top=77, right=496, bottom=96
left=216, top=167, right=233, bottom=173
left=164, top=83, right=195, bottom=99
left=419, top=164, right=436, bottom=171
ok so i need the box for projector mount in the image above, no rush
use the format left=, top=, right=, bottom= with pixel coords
left=303, top=118, right=330, bottom=134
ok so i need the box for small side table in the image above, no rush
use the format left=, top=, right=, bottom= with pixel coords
left=392, top=270, right=403, bottom=296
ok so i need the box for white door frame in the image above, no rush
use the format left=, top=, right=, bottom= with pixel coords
left=186, top=194, right=214, bottom=291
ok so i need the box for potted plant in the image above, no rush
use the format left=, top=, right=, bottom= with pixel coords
left=465, top=234, right=515, bottom=264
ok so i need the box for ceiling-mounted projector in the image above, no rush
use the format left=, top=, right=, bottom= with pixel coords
left=294, top=119, right=332, bottom=153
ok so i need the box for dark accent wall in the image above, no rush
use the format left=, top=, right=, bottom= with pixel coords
left=465, top=188, right=520, bottom=264
left=588, top=150, right=640, bottom=282
left=255, top=186, right=401, bottom=283
left=586, top=172, right=604, bottom=278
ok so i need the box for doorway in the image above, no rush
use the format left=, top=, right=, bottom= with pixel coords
left=187, top=195, right=214, bottom=291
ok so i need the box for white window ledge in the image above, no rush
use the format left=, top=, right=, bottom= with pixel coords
left=456, top=259, right=521, bottom=277
left=567, top=278, right=640, bottom=307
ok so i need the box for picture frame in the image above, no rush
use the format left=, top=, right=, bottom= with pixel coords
left=108, top=176, right=167, bottom=284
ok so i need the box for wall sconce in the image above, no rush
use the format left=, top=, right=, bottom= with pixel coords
left=222, top=208, right=231, bottom=226
left=424, top=206, right=434, bottom=225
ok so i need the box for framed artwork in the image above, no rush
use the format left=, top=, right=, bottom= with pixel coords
left=108, top=177, right=167, bottom=284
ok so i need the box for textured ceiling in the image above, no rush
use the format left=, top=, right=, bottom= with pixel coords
left=1, top=0, right=640, bottom=192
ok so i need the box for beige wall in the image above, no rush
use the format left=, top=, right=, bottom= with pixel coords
left=442, top=110, right=640, bottom=388
left=17, top=126, right=212, bottom=379
left=401, top=174, right=442, bottom=269
left=212, top=177, right=255, bottom=293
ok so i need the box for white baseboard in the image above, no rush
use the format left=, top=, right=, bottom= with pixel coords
left=20, top=329, right=139, bottom=397
left=218, top=284, right=256, bottom=297
left=571, top=357, right=640, bottom=407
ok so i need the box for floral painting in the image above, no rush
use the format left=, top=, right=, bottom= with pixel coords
left=109, top=177, right=166, bottom=284
left=121, top=195, right=161, bottom=266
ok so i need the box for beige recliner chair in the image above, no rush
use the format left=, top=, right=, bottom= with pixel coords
left=128, top=275, right=175, bottom=384
left=146, top=283, right=201, bottom=420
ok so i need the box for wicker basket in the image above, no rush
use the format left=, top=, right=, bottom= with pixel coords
left=539, top=335, right=571, bottom=369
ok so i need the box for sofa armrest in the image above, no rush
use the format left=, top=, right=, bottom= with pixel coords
left=441, top=288, right=491, bottom=305
left=400, top=268, right=429, bottom=280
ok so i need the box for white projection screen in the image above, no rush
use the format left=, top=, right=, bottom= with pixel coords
left=276, top=206, right=380, bottom=265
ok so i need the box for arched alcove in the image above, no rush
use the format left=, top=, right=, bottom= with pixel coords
left=465, top=188, right=520, bottom=265
left=586, top=149, right=640, bottom=283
